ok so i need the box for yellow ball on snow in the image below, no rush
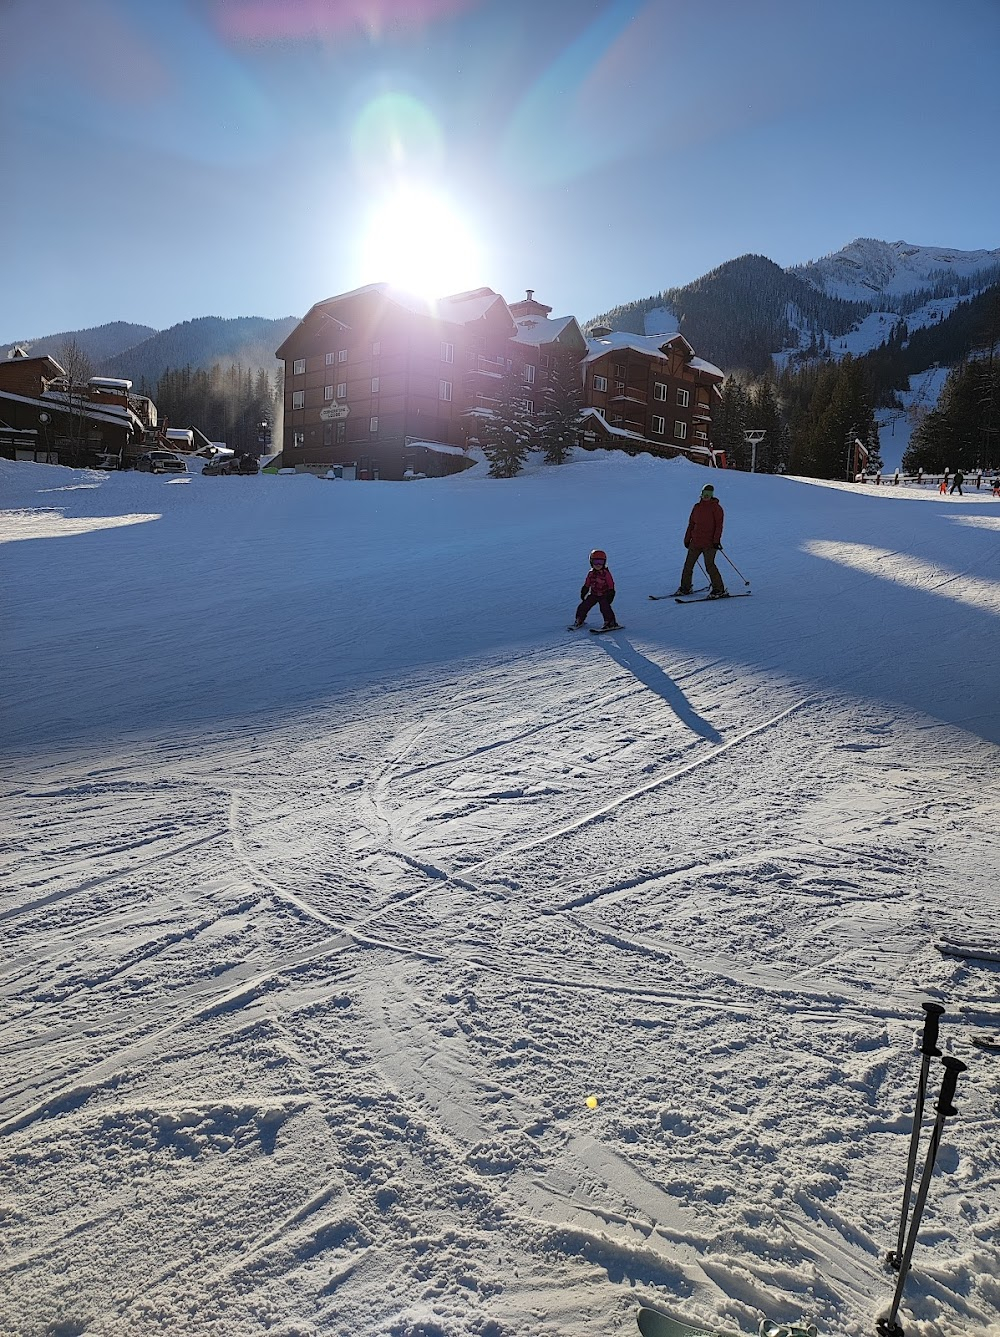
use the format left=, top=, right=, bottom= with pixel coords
left=585, top=1095, right=599, bottom=1109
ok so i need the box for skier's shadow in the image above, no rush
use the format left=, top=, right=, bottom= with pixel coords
left=595, top=633, right=723, bottom=742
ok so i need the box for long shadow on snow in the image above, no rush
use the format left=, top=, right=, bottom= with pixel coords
left=592, top=632, right=723, bottom=744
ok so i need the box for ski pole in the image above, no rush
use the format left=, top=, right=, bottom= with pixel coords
left=877, top=1056, right=967, bottom=1337
left=887, top=1002, right=945, bottom=1272
left=718, top=547, right=751, bottom=587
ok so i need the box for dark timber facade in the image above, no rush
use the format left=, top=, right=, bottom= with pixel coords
left=275, top=285, right=724, bottom=479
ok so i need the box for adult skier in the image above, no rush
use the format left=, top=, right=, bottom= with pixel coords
left=675, top=484, right=727, bottom=598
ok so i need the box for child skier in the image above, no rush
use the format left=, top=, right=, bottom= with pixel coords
left=571, top=549, right=620, bottom=630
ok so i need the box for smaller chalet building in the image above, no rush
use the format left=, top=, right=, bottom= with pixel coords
left=0, top=351, right=160, bottom=466
left=275, top=285, right=724, bottom=479
left=579, top=327, right=722, bottom=462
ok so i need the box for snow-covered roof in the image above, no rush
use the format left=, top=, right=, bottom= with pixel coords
left=690, top=355, right=724, bottom=379
left=579, top=407, right=648, bottom=442
left=0, top=387, right=144, bottom=433
left=583, top=330, right=694, bottom=366
left=436, top=289, right=506, bottom=325
left=406, top=439, right=468, bottom=457
left=313, top=283, right=505, bottom=327
left=511, top=315, right=579, bottom=347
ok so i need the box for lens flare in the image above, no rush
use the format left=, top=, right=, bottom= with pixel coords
left=351, top=92, right=445, bottom=182
left=356, top=185, right=483, bottom=299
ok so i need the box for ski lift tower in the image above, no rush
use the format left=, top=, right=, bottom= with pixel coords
left=744, top=429, right=766, bottom=473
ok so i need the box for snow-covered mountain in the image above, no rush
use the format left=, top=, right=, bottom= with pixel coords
left=791, top=238, right=1000, bottom=303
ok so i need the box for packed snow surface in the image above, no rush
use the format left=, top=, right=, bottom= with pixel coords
left=2, top=454, right=999, bottom=1337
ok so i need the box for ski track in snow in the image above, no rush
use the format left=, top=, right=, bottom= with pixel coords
left=2, top=457, right=999, bottom=1337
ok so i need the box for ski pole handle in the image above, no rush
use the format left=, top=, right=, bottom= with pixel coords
left=935, top=1056, right=966, bottom=1117
left=919, top=1001, right=945, bottom=1057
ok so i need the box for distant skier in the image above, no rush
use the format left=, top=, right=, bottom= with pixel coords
left=993, top=477, right=1000, bottom=498
left=570, top=549, right=620, bottom=631
left=675, top=484, right=727, bottom=599
left=950, top=470, right=964, bottom=495
left=939, top=476, right=948, bottom=495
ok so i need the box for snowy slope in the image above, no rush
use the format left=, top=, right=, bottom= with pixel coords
left=791, top=239, right=1000, bottom=303
left=2, top=456, right=1000, bottom=1337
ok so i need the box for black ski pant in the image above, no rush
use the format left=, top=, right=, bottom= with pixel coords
left=576, top=593, right=616, bottom=626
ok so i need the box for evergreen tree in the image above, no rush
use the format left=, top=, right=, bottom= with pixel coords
left=746, top=378, right=784, bottom=473
left=480, top=366, right=533, bottom=478
left=714, top=377, right=750, bottom=470
left=154, top=362, right=279, bottom=452
left=537, top=356, right=583, bottom=465
left=903, top=357, right=1000, bottom=474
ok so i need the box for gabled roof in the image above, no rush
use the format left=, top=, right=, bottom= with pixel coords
left=511, top=314, right=587, bottom=352
left=583, top=329, right=695, bottom=366
left=277, top=284, right=514, bottom=358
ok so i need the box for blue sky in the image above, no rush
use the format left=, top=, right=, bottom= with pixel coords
left=2, top=0, right=999, bottom=341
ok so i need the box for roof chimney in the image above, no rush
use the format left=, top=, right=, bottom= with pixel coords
left=508, top=289, right=552, bottom=319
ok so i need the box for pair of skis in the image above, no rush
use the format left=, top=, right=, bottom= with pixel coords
left=648, top=587, right=753, bottom=604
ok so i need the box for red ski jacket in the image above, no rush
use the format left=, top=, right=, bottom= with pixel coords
left=581, top=566, right=615, bottom=599
left=684, top=498, right=724, bottom=548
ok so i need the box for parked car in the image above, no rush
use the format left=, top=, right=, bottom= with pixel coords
left=203, top=452, right=259, bottom=476
left=137, top=450, right=187, bottom=474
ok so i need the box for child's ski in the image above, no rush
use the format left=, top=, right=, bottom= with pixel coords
left=590, top=624, right=624, bottom=634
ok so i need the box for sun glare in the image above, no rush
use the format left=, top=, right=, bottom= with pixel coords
left=357, top=186, right=483, bottom=300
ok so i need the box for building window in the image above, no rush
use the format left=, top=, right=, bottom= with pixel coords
left=371, top=376, right=380, bottom=393
left=370, top=416, right=378, bottom=433
left=323, top=424, right=333, bottom=445
left=337, top=349, right=348, bottom=363
left=337, top=421, right=346, bottom=443
left=293, top=431, right=304, bottom=448
left=675, top=420, right=688, bottom=439
left=324, top=385, right=335, bottom=400
left=336, top=382, right=346, bottom=400
left=292, top=390, right=305, bottom=409
left=654, top=382, right=668, bottom=401
left=293, top=358, right=306, bottom=375
left=652, top=415, right=666, bottom=435
left=593, top=375, right=608, bottom=392
left=612, top=414, right=623, bottom=426
left=677, top=387, right=690, bottom=407
left=540, top=354, right=550, bottom=369
left=439, top=380, right=452, bottom=401
left=523, top=364, right=535, bottom=384
left=372, top=341, right=381, bottom=357
left=516, top=399, right=534, bottom=415
left=441, top=341, right=454, bottom=363
left=614, top=362, right=626, bottom=378
left=325, top=352, right=335, bottom=366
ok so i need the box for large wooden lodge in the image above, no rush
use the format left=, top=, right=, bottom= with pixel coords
left=275, top=285, right=724, bottom=479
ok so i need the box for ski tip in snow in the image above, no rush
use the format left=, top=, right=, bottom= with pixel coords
left=636, top=1307, right=735, bottom=1337
left=637, top=1308, right=817, bottom=1337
